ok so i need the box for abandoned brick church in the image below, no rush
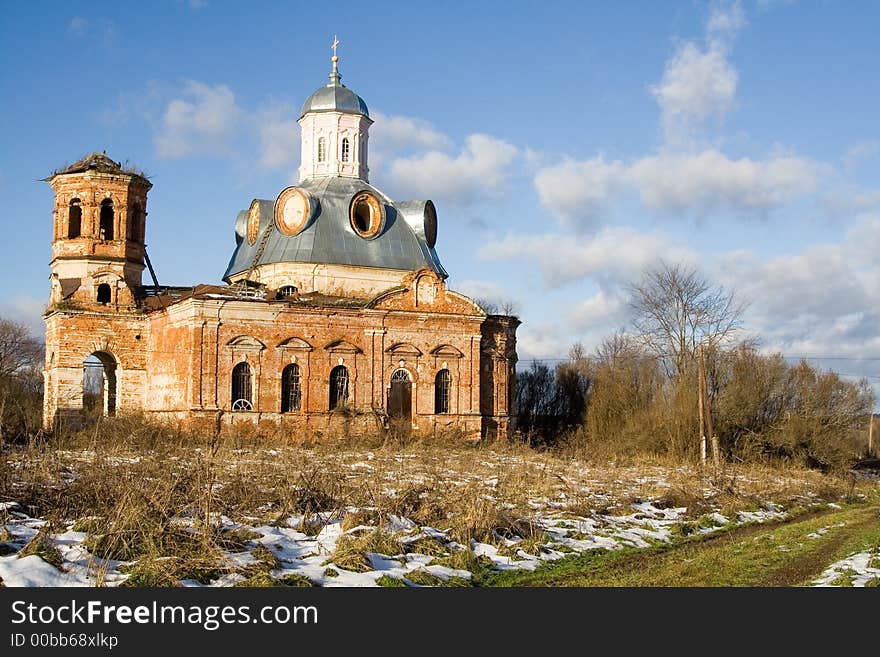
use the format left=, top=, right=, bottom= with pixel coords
left=41, top=51, right=519, bottom=438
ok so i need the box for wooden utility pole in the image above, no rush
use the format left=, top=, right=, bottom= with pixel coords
left=697, top=343, right=720, bottom=466
left=870, top=413, right=875, bottom=457
left=698, top=344, right=707, bottom=464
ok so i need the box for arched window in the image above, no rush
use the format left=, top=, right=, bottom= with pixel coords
left=99, top=199, right=114, bottom=240
left=128, top=203, right=142, bottom=241
left=317, top=137, right=326, bottom=163
left=329, top=365, right=349, bottom=410
left=231, top=362, right=253, bottom=411
left=341, top=137, right=350, bottom=163
left=68, top=199, right=82, bottom=238
left=435, top=369, right=451, bottom=414
left=281, top=363, right=301, bottom=413
left=277, top=285, right=298, bottom=300
left=96, top=283, right=111, bottom=304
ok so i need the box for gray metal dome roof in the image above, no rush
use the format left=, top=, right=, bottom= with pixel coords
left=299, top=65, right=369, bottom=119
left=223, top=176, right=446, bottom=282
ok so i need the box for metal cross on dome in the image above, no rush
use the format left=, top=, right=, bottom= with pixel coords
left=331, top=35, right=339, bottom=59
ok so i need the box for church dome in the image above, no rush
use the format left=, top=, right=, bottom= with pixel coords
left=223, top=176, right=445, bottom=283
left=299, top=57, right=369, bottom=119
left=300, top=81, right=369, bottom=119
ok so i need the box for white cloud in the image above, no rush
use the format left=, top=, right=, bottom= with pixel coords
left=845, top=213, right=880, bottom=264
left=145, top=86, right=514, bottom=198
left=67, top=16, right=116, bottom=43
left=370, top=112, right=451, bottom=153
left=715, top=214, right=880, bottom=362
left=651, top=1, right=744, bottom=143
left=453, top=279, right=507, bottom=304
left=369, top=112, right=454, bottom=183
left=533, top=156, right=626, bottom=229
left=516, top=323, right=571, bottom=360
left=255, top=104, right=299, bottom=170
left=532, top=149, right=820, bottom=227
left=385, top=134, right=517, bottom=204
left=707, top=1, right=747, bottom=39
left=68, top=17, right=88, bottom=36
left=651, top=42, right=737, bottom=138
left=629, top=150, right=820, bottom=213
left=820, top=188, right=880, bottom=216
left=0, top=296, right=46, bottom=338
left=843, top=141, right=879, bottom=171
left=532, top=1, right=820, bottom=228
left=478, top=226, right=695, bottom=289
left=154, top=81, right=241, bottom=159
left=756, top=0, right=797, bottom=12
left=568, top=290, right=630, bottom=334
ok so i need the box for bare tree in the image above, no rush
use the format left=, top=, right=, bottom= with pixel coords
left=594, top=332, right=642, bottom=368
left=472, top=297, right=498, bottom=315
left=473, top=297, right=519, bottom=317
left=0, top=318, right=44, bottom=440
left=499, top=299, right=519, bottom=317
left=627, top=262, right=746, bottom=378
left=0, top=318, right=42, bottom=379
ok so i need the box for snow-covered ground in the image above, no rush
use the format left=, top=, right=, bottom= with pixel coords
left=812, top=549, right=880, bottom=587
left=0, top=498, right=786, bottom=587
left=0, top=445, right=863, bottom=587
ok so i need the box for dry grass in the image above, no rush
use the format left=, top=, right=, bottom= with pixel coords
left=329, top=529, right=404, bottom=572
left=0, top=414, right=875, bottom=586
left=19, top=525, right=64, bottom=569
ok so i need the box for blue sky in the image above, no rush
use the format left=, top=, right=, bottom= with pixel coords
left=1, top=1, right=879, bottom=399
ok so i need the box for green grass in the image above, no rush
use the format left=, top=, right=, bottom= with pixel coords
left=119, top=556, right=229, bottom=586
left=405, top=569, right=472, bottom=587
left=430, top=548, right=492, bottom=573
left=234, top=570, right=286, bottom=587
left=250, top=544, right=281, bottom=570
left=376, top=574, right=407, bottom=587
left=484, top=503, right=880, bottom=587
left=279, top=573, right=315, bottom=587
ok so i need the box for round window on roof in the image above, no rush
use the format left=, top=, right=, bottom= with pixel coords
left=275, top=187, right=314, bottom=237
left=349, top=191, right=385, bottom=239
left=247, top=200, right=261, bottom=245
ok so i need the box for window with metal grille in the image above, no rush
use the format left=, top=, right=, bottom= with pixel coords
left=317, top=137, right=326, bottom=162
left=341, top=137, right=350, bottom=162
left=391, top=369, right=410, bottom=383
left=277, top=285, right=298, bottom=300
left=281, top=363, right=301, bottom=413
left=68, top=199, right=82, bottom=238
left=435, top=369, right=451, bottom=414
left=231, top=362, right=253, bottom=411
left=329, top=365, right=349, bottom=409
left=99, top=199, right=114, bottom=240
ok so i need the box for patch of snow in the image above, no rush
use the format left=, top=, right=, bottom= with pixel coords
left=813, top=549, right=880, bottom=587
left=0, top=555, right=90, bottom=587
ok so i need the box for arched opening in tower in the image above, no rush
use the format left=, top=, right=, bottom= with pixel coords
left=83, top=352, right=117, bottom=418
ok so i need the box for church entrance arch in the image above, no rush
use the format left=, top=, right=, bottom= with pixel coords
left=83, top=351, right=117, bottom=418
left=388, top=368, right=412, bottom=427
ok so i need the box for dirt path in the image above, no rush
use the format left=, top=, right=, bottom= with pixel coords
left=767, top=509, right=878, bottom=586
left=487, top=504, right=880, bottom=587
